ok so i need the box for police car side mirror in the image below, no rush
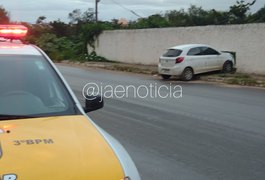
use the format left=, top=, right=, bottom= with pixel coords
left=83, top=95, right=104, bottom=113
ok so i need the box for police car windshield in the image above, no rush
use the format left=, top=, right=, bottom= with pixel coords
left=0, top=55, right=77, bottom=119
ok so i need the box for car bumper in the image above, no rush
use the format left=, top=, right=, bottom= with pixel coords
left=158, top=64, right=183, bottom=76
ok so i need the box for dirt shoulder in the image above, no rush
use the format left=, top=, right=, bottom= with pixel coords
left=58, top=60, right=265, bottom=89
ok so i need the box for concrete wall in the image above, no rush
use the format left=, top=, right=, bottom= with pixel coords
left=92, top=23, right=265, bottom=74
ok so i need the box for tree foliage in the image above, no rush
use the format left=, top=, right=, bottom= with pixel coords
left=50, top=19, right=72, bottom=37
left=129, top=0, right=262, bottom=28
left=249, top=4, right=265, bottom=22
left=0, top=5, right=9, bottom=24
left=68, top=8, right=94, bottom=24
left=36, top=16, right=46, bottom=24
left=129, top=14, right=169, bottom=29
left=229, top=0, right=256, bottom=23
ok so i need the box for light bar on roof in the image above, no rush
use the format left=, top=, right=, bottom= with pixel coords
left=0, top=25, right=28, bottom=39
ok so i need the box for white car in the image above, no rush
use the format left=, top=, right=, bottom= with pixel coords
left=158, top=44, right=236, bottom=81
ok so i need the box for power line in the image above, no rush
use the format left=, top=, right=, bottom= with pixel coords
left=109, top=0, right=143, bottom=18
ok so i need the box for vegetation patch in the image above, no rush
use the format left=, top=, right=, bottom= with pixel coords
left=104, top=64, right=157, bottom=75
left=202, top=73, right=265, bottom=87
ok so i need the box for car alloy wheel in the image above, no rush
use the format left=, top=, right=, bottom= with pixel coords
left=182, top=68, right=193, bottom=81
left=223, top=61, right=232, bottom=73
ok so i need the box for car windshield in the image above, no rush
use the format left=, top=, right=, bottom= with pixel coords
left=0, top=55, right=77, bottom=119
left=163, top=49, right=182, bottom=57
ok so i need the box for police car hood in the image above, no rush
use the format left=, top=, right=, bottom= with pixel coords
left=0, top=115, right=124, bottom=179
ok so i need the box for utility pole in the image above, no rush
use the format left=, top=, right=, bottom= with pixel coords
left=95, top=0, right=100, bottom=23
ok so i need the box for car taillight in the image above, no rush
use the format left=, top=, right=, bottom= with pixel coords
left=176, top=57, right=184, bottom=63
left=0, top=25, right=28, bottom=39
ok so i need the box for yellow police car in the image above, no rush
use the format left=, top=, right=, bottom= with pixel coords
left=0, top=25, right=140, bottom=180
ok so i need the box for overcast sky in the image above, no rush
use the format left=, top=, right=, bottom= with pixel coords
left=1, top=0, right=264, bottom=23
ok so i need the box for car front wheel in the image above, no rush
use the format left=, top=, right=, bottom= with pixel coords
left=181, top=68, right=194, bottom=81
left=222, top=61, right=233, bottom=73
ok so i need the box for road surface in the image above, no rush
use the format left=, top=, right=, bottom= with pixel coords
left=58, top=64, right=265, bottom=180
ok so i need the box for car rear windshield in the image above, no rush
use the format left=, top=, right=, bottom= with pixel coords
left=0, top=55, right=77, bottom=120
left=163, top=49, right=182, bottom=57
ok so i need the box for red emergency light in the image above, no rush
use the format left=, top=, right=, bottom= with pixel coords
left=0, top=25, right=28, bottom=39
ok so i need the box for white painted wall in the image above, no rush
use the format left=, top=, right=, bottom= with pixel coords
left=92, top=23, right=265, bottom=74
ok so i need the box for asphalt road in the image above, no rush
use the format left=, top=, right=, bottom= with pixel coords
left=58, top=64, right=265, bottom=180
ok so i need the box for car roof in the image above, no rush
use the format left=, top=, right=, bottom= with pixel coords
left=169, top=44, right=209, bottom=50
left=0, top=41, right=41, bottom=56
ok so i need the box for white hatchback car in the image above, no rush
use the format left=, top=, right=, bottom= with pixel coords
left=158, top=44, right=236, bottom=81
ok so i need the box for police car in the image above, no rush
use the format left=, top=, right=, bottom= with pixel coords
left=0, top=25, right=140, bottom=180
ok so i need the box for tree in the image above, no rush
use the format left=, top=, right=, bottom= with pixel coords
left=68, top=8, right=94, bottom=24
left=68, top=9, right=82, bottom=24
left=36, top=16, right=46, bottom=24
left=249, top=5, right=265, bottom=22
left=111, top=19, right=122, bottom=29
left=81, top=9, right=95, bottom=23
left=145, top=14, right=169, bottom=28
left=129, top=14, right=169, bottom=29
left=80, top=23, right=104, bottom=50
left=166, top=9, right=189, bottom=27
left=0, top=5, right=10, bottom=24
left=50, top=19, right=71, bottom=37
left=187, top=5, right=209, bottom=26
left=165, top=5, right=230, bottom=27
left=229, top=0, right=256, bottom=23
left=206, top=10, right=230, bottom=25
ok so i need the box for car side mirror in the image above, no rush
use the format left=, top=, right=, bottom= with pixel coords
left=83, top=95, right=104, bottom=113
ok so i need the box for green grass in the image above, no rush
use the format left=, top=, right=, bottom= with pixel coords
left=207, top=73, right=264, bottom=87
left=105, top=64, right=157, bottom=74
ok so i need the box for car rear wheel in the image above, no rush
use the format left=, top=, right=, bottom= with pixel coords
left=181, top=68, right=193, bottom=81
left=161, top=74, right=171, bottom=80
left=223, top=61, right=233, bottom=73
